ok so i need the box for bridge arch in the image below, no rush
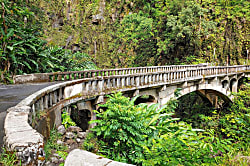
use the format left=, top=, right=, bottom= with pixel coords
left=134, top=95, right=157, bottom=105
left=160, top=83, right=232, bottom=106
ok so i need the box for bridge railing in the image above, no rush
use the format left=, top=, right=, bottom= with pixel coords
left=13, top=64, right=208, bottom=83
left=22, top=65, right=249, bottom=114
left=5, top=65, right=249, bottom=165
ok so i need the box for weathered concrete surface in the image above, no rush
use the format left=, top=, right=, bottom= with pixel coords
left=13, top=73, right=49, bottom=84
left=4, top=106, right=45, bottom=165
left=0, top=82, right=59, bottom=150
left=65, top=149, right=135, bottom=166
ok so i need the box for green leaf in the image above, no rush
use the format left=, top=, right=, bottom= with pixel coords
left=7, top=46, right=14, bottom=51
left=25, top=43, right=36, bottom=52
left=23, top=61, right=31, bottom=70
left=7, top=28, right=14, bottom=39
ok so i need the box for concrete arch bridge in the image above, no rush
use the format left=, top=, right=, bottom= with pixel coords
left=4, top=65, right=250, bottom=165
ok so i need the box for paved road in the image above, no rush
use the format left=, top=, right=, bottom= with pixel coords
left=0, top=82, right=59, bottom=152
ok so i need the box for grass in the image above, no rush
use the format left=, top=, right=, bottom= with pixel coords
left=0, top=148, right=20, bottom=166
left=44, top=128, right=68, bottom=160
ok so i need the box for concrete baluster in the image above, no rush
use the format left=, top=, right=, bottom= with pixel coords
left=112, top=78, right=116, bottom=88
left=121, top=77, right=125, bottom=87
left=98, top=80, right=104, bottom=91
left=107, top=79, right=111, bottom=89
left=148, top=75, right=152, bottom=83
left=163, top=73, right=167, bottom=82
left=31, top=104, right=36, bottom=119
left=53, top=91, right=58, bottom=104
left=126, top=77, right=130, bottom=86
left=39, top=97, right=44, bottom=111
left=35, top=101, right=40, bottom=112
left=86, top=82, right=91, bottom=92
left=51, top=75, right=55, bottom=82
left=116, top=78, right=120, bottom=88
left=69, top=74, right=72, bottom=80
left=59, top=88, right=63, bottom=100
left=57, top=74, right=62, bottom=81
left=49, top=93, right=53, bottom=107
left=92, top=81, right=97, bottom=91
left=145, top=75, right=148, bottom=84
left=131, top=77, right=135, bottom=86
left=136, top=77, right=140, bottom=86
left=44, top=95, right=49, bottom=109
left=140, top=76, right=143, bottom=85
left=156, top=74, right=159, bottom=82
left=159, top=74, right=162, bottom=82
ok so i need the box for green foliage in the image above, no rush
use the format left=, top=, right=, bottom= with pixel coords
left=0, top=0, right=96, bottom=83
left=44, top=128, right=68, bottom=160
left=62, top=110, right=76, bottom=129
left=1, top=0, right=248, bottom=76
left=39, top=47, right=97, bottom=73
left=87, top=92, right=226, bottom=165
left=217, top=83, right=249, bottom=142
left=0, top=148, right=20, bottom=166
left=111, top=12, right=154, bottom=67
left=86, top=84, right=250, bottom=165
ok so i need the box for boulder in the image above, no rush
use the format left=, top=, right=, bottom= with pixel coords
left=65, top=149, right=135, bottom=166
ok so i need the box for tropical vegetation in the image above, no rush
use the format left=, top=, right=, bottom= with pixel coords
left=1, top=0, right=249, bottom=83
left=84, top=84, right=249, bottom=165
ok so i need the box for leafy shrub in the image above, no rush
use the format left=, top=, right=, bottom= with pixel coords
left=87, top=92, right=227, bottom=165
left=62, top=110, right=76, bottom=129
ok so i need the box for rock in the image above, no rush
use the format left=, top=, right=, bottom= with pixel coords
left=66, top=139, right=75, bottom=145
left=45, top=161, right=55, bottom=166
left=65, top=149, right=135, bottom=166
left=57, top=125, right=66, bottom=135
left=50, top=157, right=59, bottom=164
left=77, top=132, right=86, bottom=139
left=65, top=132, right=75, bottom=139
left=66, top=126, right=82, bottom=133
left=76, top=138, right=81, bottom=143
left=59, top=158, right=64, bottom=163
left=52, top=153, right=60, bottom=158
left=57, top=140, right=64, bottom=146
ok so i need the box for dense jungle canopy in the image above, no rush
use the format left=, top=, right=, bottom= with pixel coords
left=0, top=0, right=249, bottom=82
